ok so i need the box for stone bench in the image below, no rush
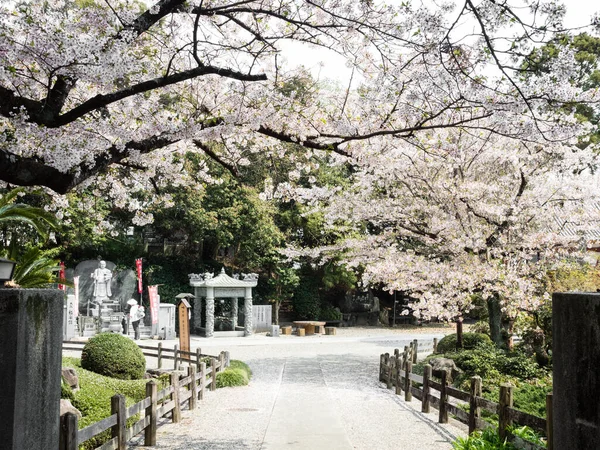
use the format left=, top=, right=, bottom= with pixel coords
left=325, top=327, right=337, bottom=335
left=293, top=321, right=326, bottom=336
left=281, top=326, right=292, bottom=335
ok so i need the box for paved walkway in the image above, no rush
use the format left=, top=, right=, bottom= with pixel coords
left=129, top=328, right=466, bottom=449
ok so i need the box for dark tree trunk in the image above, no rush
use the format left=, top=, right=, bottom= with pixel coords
left=456, top=317, right=464, bottom=349
left=487, top=295, right=503, bottom=347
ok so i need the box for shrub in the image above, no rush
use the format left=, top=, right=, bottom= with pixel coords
left=81, top=333, right=146, bottom=380
left=436, top=332, right=492, bottom=353
left=62, top=357, right=147, bottom=450
left=452, top=428, right=517, bottom=449
left=216, top=359, right=252, bottom=388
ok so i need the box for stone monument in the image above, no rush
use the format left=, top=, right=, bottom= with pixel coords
left=0, top=288, right=63, bottom=449
left=90, top=260, right=112, bottom=315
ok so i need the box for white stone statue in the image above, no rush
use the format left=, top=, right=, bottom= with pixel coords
left=91, top=260, right=112, bottom=309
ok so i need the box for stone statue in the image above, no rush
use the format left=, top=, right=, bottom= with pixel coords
left=90, top=260, right=112, bottom=312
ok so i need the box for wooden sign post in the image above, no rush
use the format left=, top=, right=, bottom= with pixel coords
left=176, top=294, right=194, bottom=357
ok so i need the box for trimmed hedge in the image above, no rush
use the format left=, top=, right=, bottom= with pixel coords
left=81, top=333, right=146, bottom=380
left=62, top=357, right=148, bottom=450
left=436, top=332, right=492, bottom=353
left=216, top=360, right=252, bottom=388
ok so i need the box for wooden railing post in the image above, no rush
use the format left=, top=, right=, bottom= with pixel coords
left=173, top=344, right=179, bottom=370
left=403, top=346, right=408, bottom=370
left=422, top=364, right=432, bottom=413
left=59, top=412, right=78, bottom=450
left=189, top=365, right=198, bottom=410
left=219, top=351, right=225, bottom=372
left=199, top=361, right=206, bottom=400
left=196, top=347, right=202, bottom=370
left=171, top=372, right=181, bottom=423
left=546, top=392, right=553, bottom=450
left=111, top=394, right=126, bottom=450
left=468, top=376, right=482, bottom=433
left=433, top=337, right=438, bottom=353
left=395, top=355, right=402, bottom=395
left=404, top=361, right=413, bottom=402
left=210, top=357, right=217, bottom=391
left=439, top=371, right=448, bottom=423
left=145, top=380, right=157, bottom=446
left=383, top=353, right=390, bottom=384
left=386, top=354, right=394, bottom=390
left=412, top=339, right=418, bottom=363
left=157, top=342, right=163, bottom=369
left=499, top=383, right=514, bottom=441
left=379, top=354, right=385, bottom=382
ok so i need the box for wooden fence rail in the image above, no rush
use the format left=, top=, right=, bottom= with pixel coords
left=59, top=351, right=229, bottom=450
left=62, top=341, right=225, bottom=371
left=379, top=346, right=553, bottom=450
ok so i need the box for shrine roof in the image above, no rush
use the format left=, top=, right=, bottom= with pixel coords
left=188, top=268, right=258, bottom=288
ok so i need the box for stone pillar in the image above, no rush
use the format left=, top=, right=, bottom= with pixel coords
left=553, top=292, right=600, bottom=449
left=205, top=287, right=215, bottom=338
left=0, top=289, right=63, bottom=450
left=192, top=289, right=202, bottom=334
left=232, top=297, right=238, bottom=330
left=244, top=287, right=253, bottom=336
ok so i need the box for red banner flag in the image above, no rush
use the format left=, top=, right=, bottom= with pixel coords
left=135, top=258, right=143, bottom=294
left=148, top=285, right=159, bottom=325
left=58, top=261, right=66, bottom=290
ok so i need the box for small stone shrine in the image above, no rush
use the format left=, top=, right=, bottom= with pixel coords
left=189, top=268, right=258, bottom=337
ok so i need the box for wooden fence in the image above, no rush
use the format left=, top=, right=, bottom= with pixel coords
left=62, top=341, right=227, bottom=371
left=379, top=345, right=553, bottom=450
left=60, top=343, right=229, bottom=449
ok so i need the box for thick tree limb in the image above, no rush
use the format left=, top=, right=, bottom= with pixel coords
left=0, top=134, right=179, bottom=193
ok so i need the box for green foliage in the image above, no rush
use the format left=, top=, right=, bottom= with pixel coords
left=8, top=246, right=68, bottom=288
left=81, top=333, right=146, bottom=380
left=216, top=360, right=252, bottom=388
left=446, top=344, right=547, bottom=387
left=0, top=187, right=58, bottom=241
left=508, top=425, right=546, bottom=447
left=61, top=377, right=75, bottom=402
left=319, top=304, right=342, bottom=321
left=292, top=274, right=321, bottom=320
left=436, top=333, right=492, bottom=353
left=62, top=356, right=147, bottom=450
left=452, top=428, right=516, bottom=450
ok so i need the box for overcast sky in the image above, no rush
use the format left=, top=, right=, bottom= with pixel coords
left=279, top=0, right=600, bottom=84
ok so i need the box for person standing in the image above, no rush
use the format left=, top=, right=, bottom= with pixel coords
left=128, top=299, right=145, bottom=340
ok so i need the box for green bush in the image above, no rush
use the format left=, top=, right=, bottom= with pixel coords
left=62, top=357, right=148, bottom=450
left=216, top=360, right=252, bottom=388
left=81, top=333, right=146, bottom=380
left=436, top=332, right=492, bottom=353
left=319, top=305, right=342, bottom=321
left=452, top=428, right=517, bottom=449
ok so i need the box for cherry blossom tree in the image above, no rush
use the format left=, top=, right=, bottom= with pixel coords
left=281, top=119, right=600, bottom=345
left=1, top=0, right=596, bottom=210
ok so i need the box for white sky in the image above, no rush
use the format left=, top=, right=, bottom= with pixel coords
left=279, top=0, right=599, bottom=84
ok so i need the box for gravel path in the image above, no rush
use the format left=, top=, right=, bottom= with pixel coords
left=128, top=326, right=467, bottom=449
